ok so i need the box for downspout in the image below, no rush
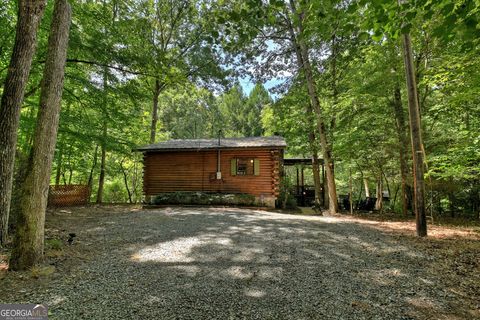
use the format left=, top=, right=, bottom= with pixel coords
left=216, top=130, right=222, bottom=180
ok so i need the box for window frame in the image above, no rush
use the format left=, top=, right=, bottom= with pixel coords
left=231, top=157, right=260, bottom=176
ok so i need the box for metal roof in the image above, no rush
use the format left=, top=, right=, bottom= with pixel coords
left=135, top=136, right=287, bottom=152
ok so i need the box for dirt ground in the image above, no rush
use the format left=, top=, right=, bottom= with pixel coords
left=1, top=205, right=479, bottom=319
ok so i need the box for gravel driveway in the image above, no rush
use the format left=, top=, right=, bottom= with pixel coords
left=2, top=207, right=479, bottom=319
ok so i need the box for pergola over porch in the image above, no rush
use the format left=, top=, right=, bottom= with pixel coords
left=283, top=158, right=325, bottom=207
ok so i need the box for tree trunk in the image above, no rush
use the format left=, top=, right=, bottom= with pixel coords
left=382, top=170, right=391, bottom=203
left=150, top=78, right=161, bottom=144
left=349, top=168, right=353, bottom=214
left=287, top=1, right=338, bottom=214
left=96, top=63, right=108, bottom=204
left=10, top=0, right=71, bottom=270
left=67, top=167, right=73, bottom=184
left=392, top=184, right=400, bottom=210
left=96, top=122, right=107, bottom=204
left=307, top=128, right=323, bottom=208
left=54, top=103, right=71, bottom=185
left=356, top=170, right=364, bottom=207
left=0, top=0, right=46, bottom=246
left=120, top=159, right=133, bottom=204
left=364, top=178, right=370, bottom=198
left=375, top=175, right=383, bottom=211
left=298, top=42, right=338, bottom=214
left=392, top=79, right=412, bottom=215
left=87, top=145, right=99, bottom=191
left=54, top=138, right=63, bottom=185
left=401, top=31, right=427, bottom=237
left=329, top=33, right=338, bottom=141
left=131, top=159, right=140, bottom=202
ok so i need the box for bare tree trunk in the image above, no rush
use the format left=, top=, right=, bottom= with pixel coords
left=401, top=32, right=427, bottom=237
left=131, top=159, right=140, bottom=202
left=349, top=168, right=353, bottom=214
left=392, top=80, right=412, bottom=215
left=329, top=33, right=338, bottom=141
left=87, top=145, right=99, bottom=191
left=54, top=103, right=70, bottom=185
left=10, top=0, right=71, bottom=270
left=0, top=0, right=46, bottom=246
left=356, top=169, right=364, bottom=206
left=364, top=178, right=370, bottom=198
left=150, top=78, right=161, bottom=144
left=96, top=122, right=107, bottom=204
left=120, top=159, right=133, bottom=204
left=375, top=175, right=383, bottom=211
left=298, top=38, right=338, bottom=214
left=67, top=167, right=73, bottom=184
left=96, top=63, right=108, bottom=204
left=308, top=129, right=323, bottom=208
left=287, top=1, right=338, bottom=214
left=392, top=184, right=400, bottom=210
left=382, top=171, right=391, bottom=203
left=55, top=138, right=63, bottom=185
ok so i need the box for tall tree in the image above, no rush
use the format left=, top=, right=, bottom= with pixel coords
left=244, top=83, right=271, bottom=136
left=11, top=0, right=71, bottom=270
left=96, top=66, right=109, bottom=204
left=128, top=0, right=225, bottom=143
left=400, top=30, right=427, bottom=236
left=307, top=127, right=324, bottom=208
left=391, top=70, right=412, bottom=216
left=218, top=84, right=247, bottom=136
left=159, top=83, right=221, bottom=139
left=287, top=0, right=339, bottom=214
left=260, top=80, right=325, bottom=208
left=0, top=0, right=46, bottom=245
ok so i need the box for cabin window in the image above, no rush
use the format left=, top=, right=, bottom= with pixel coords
left=231, top=158, right=260, bottom=176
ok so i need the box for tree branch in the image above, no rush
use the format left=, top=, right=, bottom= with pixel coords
left=65, top=58, right=154, bottom=77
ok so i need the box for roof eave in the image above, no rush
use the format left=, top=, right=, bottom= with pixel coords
left=134, top=145, right=287, bottom=152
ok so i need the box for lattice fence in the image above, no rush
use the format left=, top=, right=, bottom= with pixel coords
left=48, top=185, right=90, bottom=207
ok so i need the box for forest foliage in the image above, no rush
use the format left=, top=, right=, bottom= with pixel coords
left=0, top=0, right=478, bottom=219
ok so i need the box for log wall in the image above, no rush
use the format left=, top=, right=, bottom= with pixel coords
left=143, top=148, right=282, bottom=197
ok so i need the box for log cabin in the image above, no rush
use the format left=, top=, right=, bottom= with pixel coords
left=136, top=136, right=286, bottom=207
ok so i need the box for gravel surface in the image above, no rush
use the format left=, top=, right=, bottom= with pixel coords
left=1, top=206, right=479, bottom=319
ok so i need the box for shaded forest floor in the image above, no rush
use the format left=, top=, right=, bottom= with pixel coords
left=1, top=205, right=479, bottom=319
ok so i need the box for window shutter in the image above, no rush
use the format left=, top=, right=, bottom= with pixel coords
left=230, top=158, right=237, bottom=176
left=254, top=159, right=260, bottom=175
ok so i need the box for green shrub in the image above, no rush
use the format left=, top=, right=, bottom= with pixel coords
left=285, top=194, right=298, bottom=209
left=151, top=192, right=256, bottom=206
left=104, top=180, right=128, bottom=203
left=236, top=193, right=256, bottom=205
